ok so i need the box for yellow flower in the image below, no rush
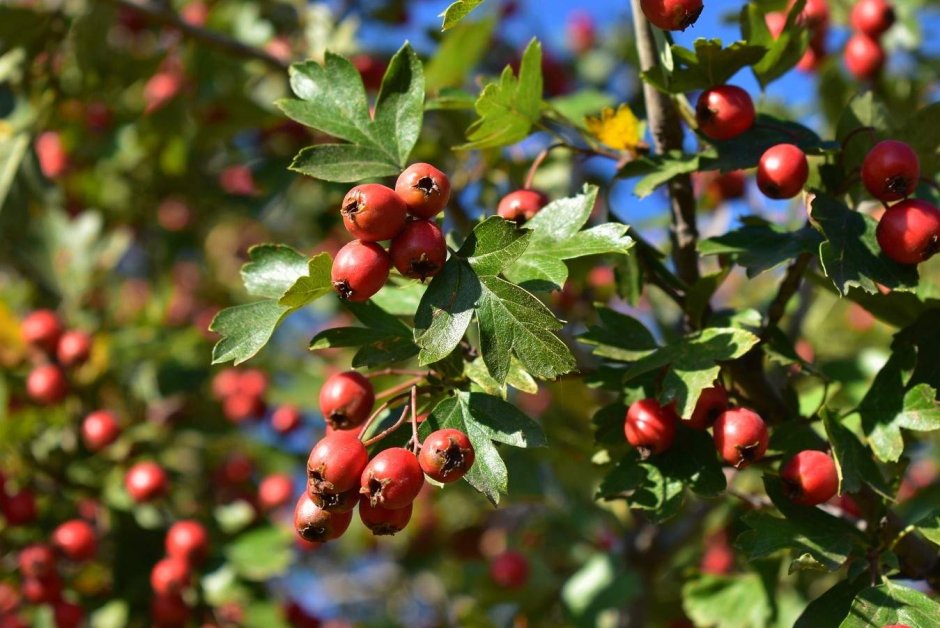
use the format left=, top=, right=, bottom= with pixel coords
left=586, top=104, right=642, bottom=152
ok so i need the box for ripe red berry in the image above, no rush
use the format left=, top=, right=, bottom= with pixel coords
left=307, top=431, right=370, bottom=495
left=875, top=199, right=940, bottom=265
left=389, top=220, right=447, bottom=280
left=52, top=520, right=97, bottom=562
left=780, top=450, right=839, bottom=506
left=359, top=447, right=425, bottom=509
left=150, top=557, right=190, bottom=596
left=258, top=473, right=294, bottom=511
left=851, top=0, right=895, bottom=36
left=52, top=600, right=84, bottom=628
left=861, top=140, right=920, bottom=202
left=26, top=364, right=69, bottom=405
left=497, top=189, right=548, bottom=223
left=395, top=163, right=451, bottom=219
left=271, top=404, right=302, bottom=434
left=639, top=0, right=704, bottom=31
left=56, top=330, right=92, bottom=367
left=318, top=371, right=375, bottom=430
left=81, top=410, right=120, bottom=451
left=21, top=575, right=62, bottom=605
left=489, top=550, right=529, bottom=589
left=624, top=399, right=677, bottom=457
left=1, top=490, right=38, bottom=526
left=713, top=408, right=769, bottom=468
left=18, top=544, right=56, bottom=578
left=696, top=85, right=755, bottom=141
left=222, top=392, right=265, bottom=423
left=151, top=593, right=190, bottom=627
left=21, top=309, right=63, bottom=352
left=757, top=143, right=809, bottom=199
left=331, top=240, right=390, bottom=302
left=124, top=461, right=169, bottom=503
left=359, top=497, right=413, bottom=536
left=686, top=385, right=729, bottom=430
left=340, top=184, right=408, bottom=242
left=166, top=520, right=209, bottom=566
left=293, top=493, right=353, bottom=543
left=844, top=33, right=885, bottom=80
left=418, top=429, right=475, bottom=483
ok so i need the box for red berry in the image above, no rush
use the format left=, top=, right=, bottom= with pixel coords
left=695, top=86, right=755, bottom=141
left=318, top=371, right=375, bottom=430
left=151, top=593, right=190, bottom=628
left=293, top=493, right=353, bottom=543
left=340, top=184, right=408, bottom=242
left=844, top=33, right=885, bottom=80
left=52, top=520, right=97, bottom=561
left=124, top=461, right=169, bottom=503
left=2, top=490, right=37, bottom=526
left=53, top=600, right=84, bottom=628
left=258, top=473, right=294, bottom=511
left=81, top=410, right=120, bottom=451
left=624, top=399, right=677, bottom=457
left=639, top=0, right=704, bottom=31
left=757, top=143, right=808, bottom=199
left=211, top=368, right=241, bottom=400
left=876, top=199, right=940, bottom=265
left=389, top=220, right=447, bottom=280
left=359, top=447, right=425, bottom=509
left=222, top=392, right=265, bottom=423
left=21, top=575, right=62, bottom=604
left=686, top=385, right=729, bottom=430
left=780, top=450, right=839, bottom=506
left=150, top=557, right=190, bottom=596
left=26, top=364, right=69, bottom=405
left=166, top=520, right=209, bottom=566
left=861, top=140, right=920, bottom=202
left=21, top=309, right=63, bottom=352
left=306, top=431, right=370, bottom=495
left=713, top=408, right=769, bottom=468
left=851, top=0, right=895, bottom=36
left=489, top=551, right=529, bottom=589
left=271, top=404, right=302, bottom=434
left=331, top=240, right=390, bottom=302
left=497, top=189, right=548, bottom=223
left=56, top=330, right=92, bottom=367
left=418, top=429, right=475, bottom=483
left=395, top=163, right=451, bottom=219
left=18, top=544, right=56, bottom=578
left=358, top=496, right=413, bottom=536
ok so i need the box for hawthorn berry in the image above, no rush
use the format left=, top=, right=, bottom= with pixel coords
left=331, top=240, right=390, bottom=302
left=695, top=86, right=755, bottom=141
left=639, top=0, right=704, bottom=31
left=844, top=33, right=885, bottom=80
left=306, top=431, right=370, bottom=495
left=780, top=450, right=839, bottom=506
left=687, top=385, right=729, bottom=430
left=851, top=0, right=895, bottom=37
left=124, top=461, right=169, bottom=503
left=489, top=550, right=529, bottom=589
left=81, top=410, right=121, bottom=451
left=418, top=429, right=475, bottom=483
left=1, top=490, right=38, bottom=526
left=713, top=408, right=769, bottom=468
left=52, top=520, right=97, bottom=562
left=26, top=364, right=68, bottom=405
left=165, top=520, right=209, bottom=566
left=18, top=544, right=56, bottom=578
left=150, top=557, right=190, bottom=596
left=340, top=184, right=408, bottom=242
left=624, top=398, right=677, bottom=457
left=258, top=473, right=294, bottom=511
left=360, top=497, right=414, bottom=538
left=875, top=199, right=940, bottom=265
left=861, top=140, right=920, bottom=202
left=52, top=600, right=84, bottom=628
left=271, top=404, right=302, bottom=434
left=757, top=143, right=809, bottom=199
left=21, top=309, right=63, bottom=352
left=359, top=447, right=425, bottom=509
left=497, top=189, right=548, bottom=223
left=395, top=163, right=451, bottom=219
left=56, top=330, right=92, bottom=367
left=389, top=220, right=447, bottom=281
left=318, top=371, right=375, bottom=430
left=293, top=493, right=353, bottom=543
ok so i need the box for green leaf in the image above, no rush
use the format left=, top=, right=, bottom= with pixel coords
left=579, top=308, right=658, bottom=362
left=374, top=42, right=425, bottom=166
left=682, top=573, right=772, bottom=628
left=413, top=257, right=480, bottom=365
left=839, top=581, right=940, bottom=628
left=457, top=216, right=531, bottom=276
left=617, top=151, right=701, bottom=199
left=459, top=38, right=543, bottom=150
left=425, top=17, right=495, bottom=91
left=821, top=410, right=892, bottom=498
left=812, top=194, right=920, bottom=296
left=288, top=144, right=401, bottom=183
left=224, top=526, right=293, bottom=581
left=440, top=0, right=486, bottom=30
left=642, top=38, right=766, bottom=94
left=742, top=0, right=810, bottom=88
left=698, top=218, right=823, bottom=278
left=310, top=301, right=419, bottom=367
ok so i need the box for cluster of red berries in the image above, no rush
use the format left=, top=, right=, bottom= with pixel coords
left=148, top=520, right=209, bottom=627
left=331, top=163, right=451, bottom=303
left=20, top=310, right=93, bottom=406
left=845, top=0, right=896, bottom=81
left=624, top=386, right=839, bottom=506
left=640, top=0, right=704, bottom=32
